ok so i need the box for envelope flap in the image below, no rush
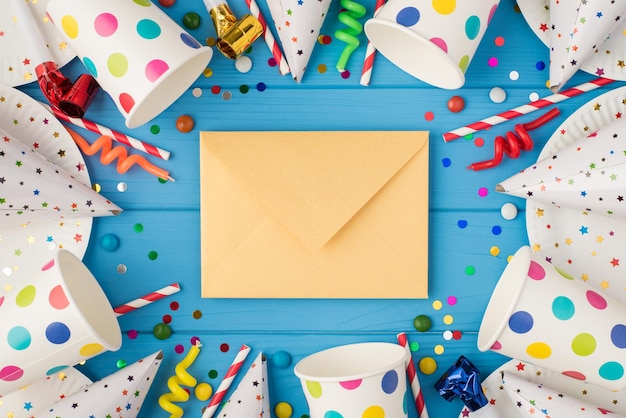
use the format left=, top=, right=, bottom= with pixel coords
left=201, top=131, right=428, bottom=251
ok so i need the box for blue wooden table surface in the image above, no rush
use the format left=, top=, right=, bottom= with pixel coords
left=15, top=0, right=625, bottom=416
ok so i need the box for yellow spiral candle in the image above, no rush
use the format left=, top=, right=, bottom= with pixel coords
left=158, top=341, right=202, bottom=418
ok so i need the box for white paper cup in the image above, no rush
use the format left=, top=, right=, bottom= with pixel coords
left=0, top=249, right=121, bottom=396
left=364, top=0, right=500, bottom=89
left=294, top=342, right=409, bottom=418
left=46, top=0, right=213, bottom=128
left=478, top=246, right=626, bottom=390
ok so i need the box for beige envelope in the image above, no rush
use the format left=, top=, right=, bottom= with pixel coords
left=199, top=131, right=429, bottom=298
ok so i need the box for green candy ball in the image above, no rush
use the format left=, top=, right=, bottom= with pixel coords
left=413, top=314, right=432, bottom=332
left=153, top=323, right=172, bottom=340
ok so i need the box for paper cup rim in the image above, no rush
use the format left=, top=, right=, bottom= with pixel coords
left=56, top=249, right=121, bottom=350
left=477, top=246, right=531, bottom=351
left=364, top=18, right=465, bottom=89
left=293, top=342, right=408, bottom=382
left=123, top=46, right=213, bottom=128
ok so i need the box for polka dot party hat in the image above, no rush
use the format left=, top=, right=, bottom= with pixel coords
left=294, top=342, right=409, bottom=418
left=478, top=246, right=626, bottom=391
left=45, top=0, right=213, bottom=128
left=0, top=249, right=121, bottom=397
left=364, top=0, right=500, bottom=89
left=497, top=116, right=626, bottom=219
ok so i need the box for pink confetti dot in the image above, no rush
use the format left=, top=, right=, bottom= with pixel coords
left=424, top=111, right=434, bottom=121
left=340, top=70, right=351, bottom=79
left=127, top=330, right=138, bottom=339
left=268, top=57, right=277, bottom=67
left=478, top=187, right=488, bottom=197
left=447, top=296, right=457, bottom=305
left=487, top=57, right=498, bottom=67
left=175, top=344, right=184, bottom=354
left=191, top=336, right=201, bottom=346
left=474, top=137, right=485, bottom=147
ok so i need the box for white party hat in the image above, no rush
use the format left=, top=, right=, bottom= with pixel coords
left=216, top=352, right=270, bottom=417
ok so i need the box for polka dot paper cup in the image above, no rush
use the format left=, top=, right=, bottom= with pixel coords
left=45, top=0, right=213, bottom=128
left=478, top=246, right=626, bottom=391
left=0, top=249, right=121, bottom=396
left=364, top=0, right=500, bottom=89
left=294, top=342, right=409, bottom=418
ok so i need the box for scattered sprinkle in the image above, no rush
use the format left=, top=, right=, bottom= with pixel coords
left=211, top=85, right=221, bottom=95
left=409, top=341, right=420, bottom=352
left=418, top=357, right=437, bottom=374
left=208, top=369, right=218, bottom=379
left=509, top=70, right=519, bottom=81
left=457, top=220, right=468, bottom=228
left=424, top=111, right=434, bottom=121
left=235, top=55, right=253, bottom=73
left=239, top=85, right=250, bottom=94
left=443, top=314, right=454, bottom=325
left=182, top=12, right=201, bottom=30
left=413, top=314, right=432, bottom=332
left=494, top=36, right=505, bottom=47
left=490, top=246, right=501, bottom=256
left=192, top=87, right=203, bottom=97
left=318, top=63, right=327, bottom=73
left=116, top=359, right=127, bottom=368
left=272, top=351, right=292, bottom=368
left=192, top=309, right=202, bottom=319
left=340, top=70, right=350, bottom=79
left=492, top=225, right=502, bottom=235
left=447, top=296, right=457, bottom=305
left=489, top=86, right=506, bottom=103
left=150, top=124, right=160, bottom=134
left=174, top=344, right=184, bottom=354
left=478, top=187, right=488, bottom=197
left=133, top=223, right=144, bottom=233
left=443, top=330, right=453, bottom=340
left=447, top=95, right=465, bottom=113
left=222, top=91, right=232, bottom=101
left=148, top=250, right=158, bottom=260
left=465, top=265, right=476, bottom=275
left=220, top=343, right=230, bottom=352
left=127, top=330, right=138, bottom=339
left=203, top=68, right=213, bottom=77
left=170, top=301, right=179, bottom=310
left=206, top=37, right=216, bottom=47
left=275, top=401, right=293, bottom=418
left=432, top=300, right=443, bottom=310
left=116, top=264, right=127, bottom=274
left=487, top=57, right=498, bottom=67
left=153, top=323, right=172, bottom=340
left=535, top=61, right=546, bottom=71
left=100, top=234, right=120, bottom=251
left=117, top=182, right=127, bottom=192
left=442, top=157, right=452, bottom=167
left=452, top=330, right=463, bottom=340
left=529, top=91, right=540, bottom=101
left=474, top=137, right=485, bottom=147
left=501, top=202, right=518, bottom=220
left=163, top=314, right=172, bottom=324
left=256, top=82, right=266, bottom=92
left=434, top=344, right=445, bottom=355
left=268, top=57, right=277, bottom=67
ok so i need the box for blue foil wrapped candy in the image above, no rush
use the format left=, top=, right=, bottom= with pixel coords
left=434, top=355, right=489, bottom=412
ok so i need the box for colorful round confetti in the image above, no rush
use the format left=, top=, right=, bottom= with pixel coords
left=235, top=55, right=253, bottom=73
left=500, top=202, right=518, bottom=220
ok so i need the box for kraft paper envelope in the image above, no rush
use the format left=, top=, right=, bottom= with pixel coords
left=199, top=131, right=429, bottom=298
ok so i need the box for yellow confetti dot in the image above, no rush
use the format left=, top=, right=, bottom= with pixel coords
left=206, top=37, right=217, bottom=47
left=203, top=67, right=213, bottom=77
left=432, top=300, right=443, bottom=310
left=443, top=314, right=454, bottom=325
left=317, top=63, right=327, bottom=73
left=195, top=382, right=213, bottom=401
left=418, top=357, right=437, bottom=375
left=275, top=401, right=293, bottom=418
left=434, top=344, right=445, bottom=355
left=489, top=246, right=500, bottom=256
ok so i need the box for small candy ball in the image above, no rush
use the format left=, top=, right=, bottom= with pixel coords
left=500, top=202, right=518, bottom=220
left=413, top=314, right=432, bottom=332
left=235, top=56, right=253, bottom=73
left=489, top=86, right=507, bottom=103
left=275, top=401, right=293, bottom=418
left=158, top=0, right=176, bottom=6
left=195, top=382, right=213, bottom=401
left=153, top=323, right=172, bottom=340
left=447, top=95, right=465, bottom=113
left=272, top=351, right=292, bottom=369
left=418, top=356, right=438, bottom=375
left=100, top=234, right=120, bottom=251
left=182, top=12, right=201, bottom=30
left=176, top=115, right=194, bottom=133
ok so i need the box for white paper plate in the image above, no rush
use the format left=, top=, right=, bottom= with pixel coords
left=517, top=0, right=626, bottom=81
left=456, top=358, right=626, bottom=417
left=0, top=0, right=76, bottom=87
left=0, top=367, right=91, bottom=418
left=525, top=85, right=626, bottom=306
left=0, top=83, right=92, bottom=281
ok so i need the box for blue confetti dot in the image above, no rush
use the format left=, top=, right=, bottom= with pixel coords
left=457, top=220, right=468, bottom=228
left=535, top=61, right=546, bottom=71
left=442, top=157, right=452, bottom=167
left=396, top=7, right=420, bottom=27
left=492, top=225, right=502, bottom=235
left=256, top=82, right=267, bottom=92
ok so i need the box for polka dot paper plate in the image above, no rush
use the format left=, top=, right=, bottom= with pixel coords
left=0, top=0, right=76, bottom=87
left=456, top=359, right=626, bottom=417
left=525, top=86, right=626, bottom=306
left=517, top=0, right=626, bottom=81
left=0, top=84, right=92, bottom=282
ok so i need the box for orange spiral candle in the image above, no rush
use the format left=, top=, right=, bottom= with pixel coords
left=65, top=127, right=174, bottom=181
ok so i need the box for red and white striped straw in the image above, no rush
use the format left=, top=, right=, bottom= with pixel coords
left=41, top=102, right=171, bottom=160
left=114, top=283, right=181, bottom=316
left=397, top=332, right=429, bottom=418
left=244, top=0, right=290, bottom=76
left=442, top=77, right=615, bottom=142
left=201, top=344, right=251, bottom=418
left=359, top=0, right=386, bottom=86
